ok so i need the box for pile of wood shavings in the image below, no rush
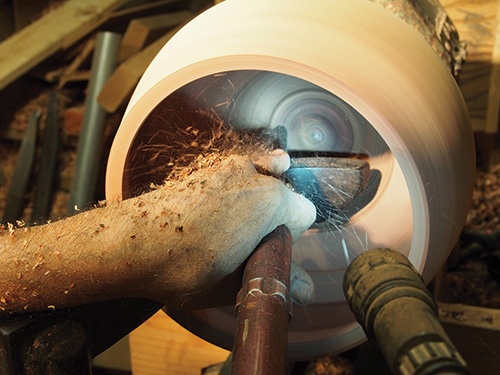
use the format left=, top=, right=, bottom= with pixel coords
left=305, top=355, right=354, bottom=375
left=143, top=125, right=277, bottom=193
left=444, top=163, right=500, bottom=308
left=466, top=163, right=500, bottom=232
left=167, top=153, right=224, bottom=183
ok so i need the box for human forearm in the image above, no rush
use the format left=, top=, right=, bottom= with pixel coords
left=0, top=196, right=167, bottom=314
left=0, top=154, right=316, bottom=315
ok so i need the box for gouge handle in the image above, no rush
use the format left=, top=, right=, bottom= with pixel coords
left=230, top=225, right=292, bottom=375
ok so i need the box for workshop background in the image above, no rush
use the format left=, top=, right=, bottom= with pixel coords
left=0, top=0, right=499, bottom=374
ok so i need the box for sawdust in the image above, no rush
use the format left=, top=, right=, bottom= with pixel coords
left=305, top=355, right=354, bottom=375
left=443, top=162, right=500, bottom=308
left=0, top=78, right=51, bottom=134
left=0, top=145, right=20, bottom=218
left=164, top=125, right=273, bottom=182
left=124, top=103, right=278, bottom=197
left=168, top=153, right=224, bottom=182
left=466, top=163, right=500, bottom=232
left=0, top=73, right=123, bottom=222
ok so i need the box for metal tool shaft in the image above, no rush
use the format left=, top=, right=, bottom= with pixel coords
left=68, top=31, right=121, bottom=213
left=2, top=110, right=40, bottom=223
left=230, top=225, right=292, bottom=375
left=32, top=91, right=59, bottom=223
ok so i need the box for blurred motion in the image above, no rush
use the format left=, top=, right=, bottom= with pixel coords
left=121, top=70, right=414, bottom=356
left=106, top=0, right=475, bottom=359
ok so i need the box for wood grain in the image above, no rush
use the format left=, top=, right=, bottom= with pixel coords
left=129, top=311, right=229, bottom=375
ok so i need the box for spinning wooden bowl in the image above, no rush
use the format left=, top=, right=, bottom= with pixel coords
left=105, top=0, right=475, bottom=359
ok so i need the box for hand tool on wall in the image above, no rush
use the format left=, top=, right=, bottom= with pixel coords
left=32, top=91, right=59, bottom=223
left=67, top=31, right=121, bottom=214
left=2, top=110, right=40, bottom=224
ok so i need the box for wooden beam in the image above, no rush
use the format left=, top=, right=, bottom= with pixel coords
left=439, top=302, right=500, bottom=330
left=0, top=0, right=129, bottom=91
left=118, top=11, right=191, bottom=63
left=97, top=12, right=193, bottom=113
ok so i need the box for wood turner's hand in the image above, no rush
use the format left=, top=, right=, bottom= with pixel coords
left=0, top=151, right=315, bottom=314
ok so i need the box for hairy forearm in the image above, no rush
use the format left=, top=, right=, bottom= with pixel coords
left=0, top=189, right=183, bottom=315
left=0, top=155, right=272, bottom=314
left=0, top=154, right=315, bottom=315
